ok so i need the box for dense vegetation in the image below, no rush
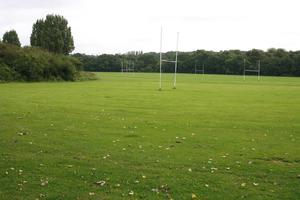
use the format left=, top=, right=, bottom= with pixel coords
left=0, top=43, right=81, bottom=82
left=31, top=15, right=74, bottom=55
left=2, top=30, right=21, bottom=47
left=0, top=15, right=81, bottom=82
left=74, top=49, right=300, bottom=76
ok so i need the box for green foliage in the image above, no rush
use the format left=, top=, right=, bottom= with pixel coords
left=0, top=43, right=81, bottom=82
left=78, top=71, right=98, bottom=81
left=0, top=62, right=14, bottom=82
left=30, top=15, right=74, bottom=55
left=2, top=30, right=21, bottom=47
left=74, top=49, right=300, bottom=76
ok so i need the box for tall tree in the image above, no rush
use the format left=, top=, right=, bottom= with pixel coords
left=2, top=30, right=21, bottom=47
left=30, top=15, right=74, bottom=55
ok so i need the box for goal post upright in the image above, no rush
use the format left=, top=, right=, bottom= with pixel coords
left=159, top=26, right=179, bottom=90
left=258, top=60, right=261, bottom=80
left=121, top=60, right=124, bottom=73
left=159, top=26, right=163, bottom=90
left=243, top=58, right=246, bottom=81
left=173, top=32, right=179, bottom=89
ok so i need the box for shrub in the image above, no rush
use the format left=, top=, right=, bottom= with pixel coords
left=0, top=43, right=81, bottom=82
left=0, top=62, right=14, bottom=82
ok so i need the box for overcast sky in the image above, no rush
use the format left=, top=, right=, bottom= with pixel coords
left=0, top=0, right=299, bottom=54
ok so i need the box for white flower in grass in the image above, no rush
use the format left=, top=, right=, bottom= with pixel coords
left=39, top=193, right=45, bottom=198
left=253, top=182, right=259, bottom=186
left=40, top=179, right=48, bottom=186
left=151, top=188, right=159, bottom=193
left=188, top=168, right=192, bottom=172
left=95, top=180, right=106, bottom=186
left=241, top=183, right=246, bottom=187
left=128, top=190, right=134, bottom=195
left=89, top=192, right=95, bottom=196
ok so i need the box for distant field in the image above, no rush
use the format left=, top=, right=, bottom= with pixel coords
left=0, top=73, right=299, bottom=199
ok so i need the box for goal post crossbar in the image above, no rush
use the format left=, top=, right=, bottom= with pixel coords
left=245, top=69, right=259, bottom=72
left=161, top=59, right=176, bottom=63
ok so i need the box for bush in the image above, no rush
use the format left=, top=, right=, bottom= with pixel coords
left=0, top=43, right=81, bottom=82
left=0, top=62, right=14, bottom=82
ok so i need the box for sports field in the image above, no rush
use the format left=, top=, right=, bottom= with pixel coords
left=0, top=73, right=299, bottom=199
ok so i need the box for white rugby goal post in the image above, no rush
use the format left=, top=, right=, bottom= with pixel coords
left=243, top=59, right=261, bottom=80
left=195, top=61, right=204, bottom=76
left=159, top=27, right=179, bottom=90
left=121, top=58, right=135, bottom=73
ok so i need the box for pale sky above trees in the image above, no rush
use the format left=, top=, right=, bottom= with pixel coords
left=1, top=0, right=299, bottom=54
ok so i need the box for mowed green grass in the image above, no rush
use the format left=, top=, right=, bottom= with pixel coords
left=0, top=73, right=299, bottom=200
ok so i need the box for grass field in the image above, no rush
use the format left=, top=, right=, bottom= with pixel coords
left=0, top=73, right=299, bottom=200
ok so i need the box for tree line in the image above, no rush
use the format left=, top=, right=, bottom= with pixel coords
left=74, top=49, right=300, bottom=76
left=0, top=15, right=80, bottom=82
left=1, top=13, right=300, bottom=80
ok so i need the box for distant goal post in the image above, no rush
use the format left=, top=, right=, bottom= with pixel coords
left=243, top=59, right=261, bottom=80
left=194, top=61, right=204, bottom=76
